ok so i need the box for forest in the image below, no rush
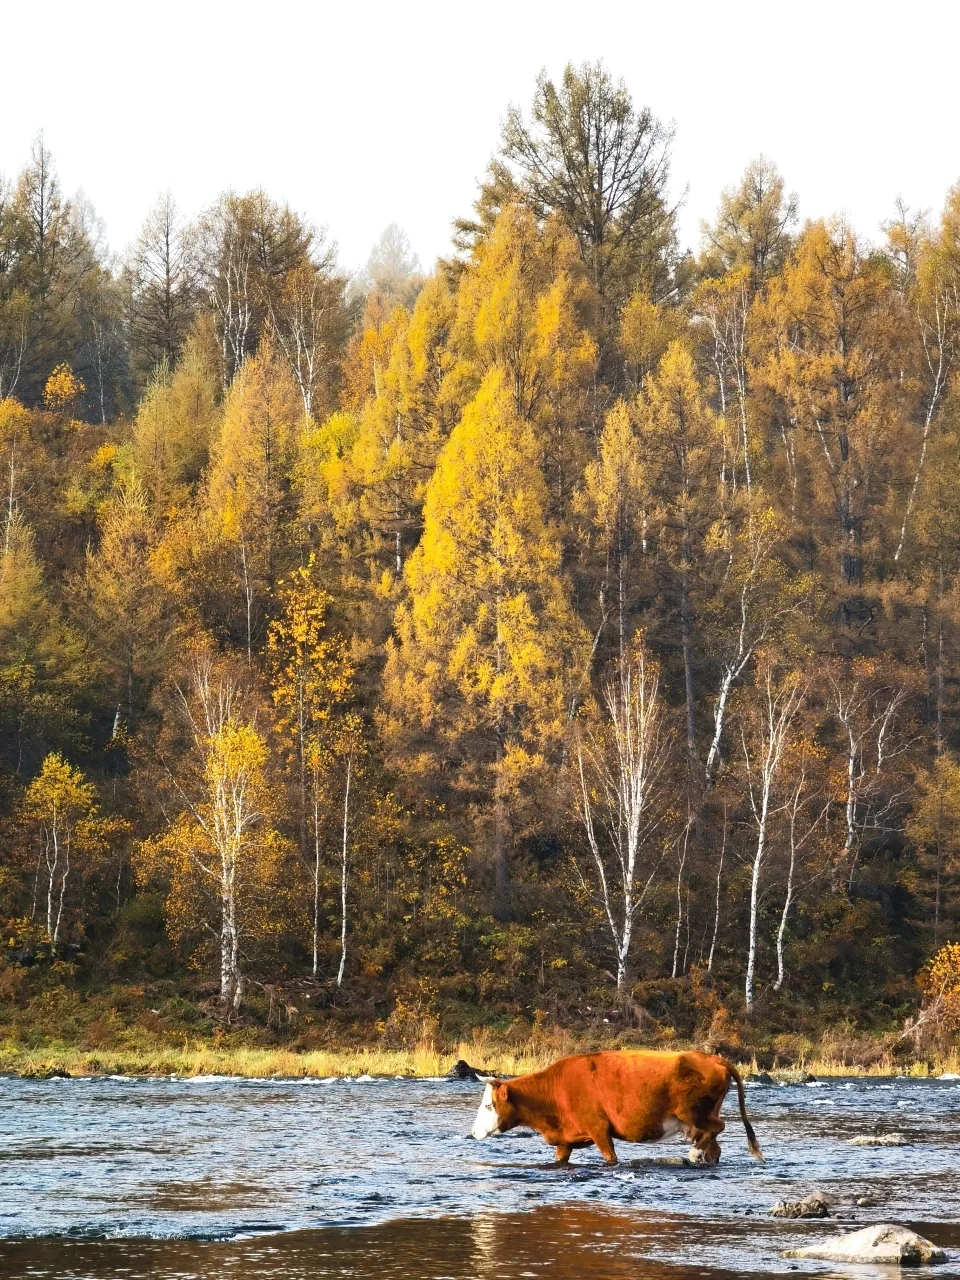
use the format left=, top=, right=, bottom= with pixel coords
left=1, top=61, right=959, bottom=1069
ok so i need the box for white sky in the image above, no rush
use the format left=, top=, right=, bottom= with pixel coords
left=2, top=0, right=959, bottom=274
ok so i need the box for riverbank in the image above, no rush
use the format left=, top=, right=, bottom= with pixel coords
left=2, top=1040, right=958, bottom=1080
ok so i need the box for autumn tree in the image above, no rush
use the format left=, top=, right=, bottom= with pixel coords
left=907, top=753, right=960, bottom=948
left=131, top=322, right=220, bottom=515
left=73, top=480, right=168, bottom=726
left=137, top=657, right=287, bottom=1014
left=352, top=223, right=423, bottom=309
left=20, top=753, right=120, bottom=953
left=267, top=558, right=359, bottom=975
left=0, top=137, right=102, bottom=403
left=492, top=61, right=677, bottom=314
left=199, top=348, right=302, bottom=657
left=759, top=219, right=900, bottom=595
left=126, top=192, right=198, bottom=385
left=267, top=255, right=348, bottom=419
left=737, top=660, right=807, bottom=1010
left=636, top=341, right=722, bottom=764
left=576, top=635, right=672, bottom=988
left=385, top=369, right=588, bottom=916
left=195, top=190, right=314, bottom=387
left=700, top=156, right=797, bottom=286
left=347, top=273, right=457, bottom=581
left=452, top=204, right=598, bottom=524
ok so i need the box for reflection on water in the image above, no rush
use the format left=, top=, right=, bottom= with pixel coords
left=0, top=1074, right=959, bottom=1277
left=0, top=1205, right=754, bottom=1280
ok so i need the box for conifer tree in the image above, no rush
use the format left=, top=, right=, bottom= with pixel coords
left=385, top=369, right=587, bottom=916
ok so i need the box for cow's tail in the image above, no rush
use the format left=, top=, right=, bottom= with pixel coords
left=724, top=1060, right=764, bottom=1161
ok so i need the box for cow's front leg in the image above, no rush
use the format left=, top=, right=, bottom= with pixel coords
left=554, top=1143, right=572, bottom=1163
left=588, top=1124, right=618, bottom=1165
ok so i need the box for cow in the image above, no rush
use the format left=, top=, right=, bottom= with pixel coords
left=470, top=1049, right=763, bottom=1166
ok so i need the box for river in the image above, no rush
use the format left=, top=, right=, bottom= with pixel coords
left=1, top=1072, right=958, bottom=1278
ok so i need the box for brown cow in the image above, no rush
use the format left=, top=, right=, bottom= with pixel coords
left=470, top=1049, right=763, bottom=1166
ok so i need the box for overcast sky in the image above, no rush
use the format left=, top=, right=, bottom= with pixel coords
left=2, top=0, right=958, bottom=274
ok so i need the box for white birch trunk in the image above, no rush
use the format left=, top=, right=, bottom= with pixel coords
left=336, top=755, right=353, bottom=990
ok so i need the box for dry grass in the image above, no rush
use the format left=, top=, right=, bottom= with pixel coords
left=3, top=1036, right=958, bottom=1080
left=0, top=1039, right=559, bottom=1080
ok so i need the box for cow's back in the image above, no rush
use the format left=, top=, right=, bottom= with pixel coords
left=546, top=1049, right=730, bottom=1142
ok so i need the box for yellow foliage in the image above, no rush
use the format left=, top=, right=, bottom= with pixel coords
left=922, top=942, right=960, bottom=1029
left=43, top=364, right=85, bottom=414
left=386, top=368, right=587, bottom=787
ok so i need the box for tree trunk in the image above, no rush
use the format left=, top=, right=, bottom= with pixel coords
left=707, top=814, right=726, bottom=974
left=492, top=731, right=511, bottom=921
left=336, top=754, right=353, bottom=989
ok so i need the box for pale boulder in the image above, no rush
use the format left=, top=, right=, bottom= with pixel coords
left=783, top=1224, right=946, bottom=1265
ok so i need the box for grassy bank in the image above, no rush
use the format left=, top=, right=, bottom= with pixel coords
left=0, top=1041, right=555, bottom=1080
left=3, top=1039, right=958, bottom=1081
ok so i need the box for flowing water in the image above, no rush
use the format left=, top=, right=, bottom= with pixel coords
left=1, top=1072, right=959, bottom=1279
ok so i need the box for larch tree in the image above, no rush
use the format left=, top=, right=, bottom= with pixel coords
left=385, top=369, right=587, bottom=917
left=636, top=341, right=723, bottom=766
left=131, top=324, right=220, bottom=516
left=699, top=156, right=797, bottom=286
left=349, top=272, right=458, bottom=580
left=267, top=558, right=359, bottom=976
left=126, top=192, right=198, bottom=384
left=578, top=399, right=649, bottom=668
left=74, top=480, right=168, bottom=727
left=495, top=61, right=677, bottom=314
left=452, top=204, right=598, bottom=524
left=759, top=219, right=900, bottom=596
left=203, top=348, right=301, bottom=658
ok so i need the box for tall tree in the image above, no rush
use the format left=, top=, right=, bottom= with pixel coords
left=267, top=558, right=358, bottom=976
left=576, top=634, right=672, bottom=988
left=195, top=190, right=314, bottom=387
left=126, top=192, right=198, bottom=384
left=491, top=61, right=677, bottom=314
left=137, top=657, right=287, bottom=1015
left=385, top=369, right=587, bottom=916
left=700, top=156, right=797, bottom=286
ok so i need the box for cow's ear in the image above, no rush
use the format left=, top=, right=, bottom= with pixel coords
left=495, top=1081, right=511, bottom=1101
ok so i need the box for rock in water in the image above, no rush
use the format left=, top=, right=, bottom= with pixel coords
left=770, top=1193, right=831, bottom=1219
left=448, top=1059, right=487, bottom=1081
left=846, top=1133, right=910, bottom=1146
left=783, top=1224, right=946, bottom=1264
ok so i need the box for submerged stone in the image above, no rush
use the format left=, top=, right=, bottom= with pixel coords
left=770, top=1193, right=831, bottom=1219
left=847, top=1133, right=910, bottom=1146
left=783, top=1224, right=946, bottom=1265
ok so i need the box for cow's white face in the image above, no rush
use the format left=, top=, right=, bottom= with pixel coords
left=471, top=1082, right=501, bottom=1139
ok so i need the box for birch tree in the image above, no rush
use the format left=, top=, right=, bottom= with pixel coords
left=22, top=753, right=118, bottom=953
left=893, top=199, right=960, bottom=564
left=826, top=662, right=911, bottom=890
left=268, top=257, right=347, bottom=419
left=739, top=661, right=805, bottom=1010
left=576, top=635, right=671, bottom=989
left=137, top=658, right=286, bottom=1016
